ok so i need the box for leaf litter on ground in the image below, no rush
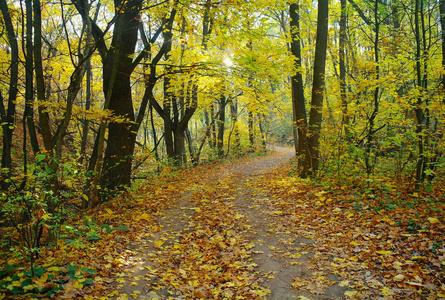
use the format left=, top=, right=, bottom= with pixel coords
left=1, top=148, right=444, bottom=299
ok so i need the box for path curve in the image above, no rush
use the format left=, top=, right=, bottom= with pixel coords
left=114, top=147, right=347, bottom=299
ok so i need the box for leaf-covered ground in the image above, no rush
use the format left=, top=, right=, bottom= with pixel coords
left=1, top=147, right=444, bottom=299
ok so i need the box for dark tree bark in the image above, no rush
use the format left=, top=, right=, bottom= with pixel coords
left=74, top=0, right=177, bottom=197
left=304, top=0, right=329, bottom=177
left=289, top=2, right=308, bottom=174
left=161, top=23, right=175, bottom=160
left=210, top=103, right=217, bottom=148
left=80, top=2, right=99, bottom=165
left=364, top=0, right=381, bottom=176
left=441, top=0, right=445, bottom=104
left=100, top=0, right=143, bottom=190
left=33, top=0, right=52, bottom=151
left=0, top=0, right=19, bottom=189
left=248, top=109, right=254, bottom=152
left=217, top=94, right=226, bottom=157
left=414, top=0, right=425, bottom=189
left=24, top=0, right=40, bottom=155
left=339, top=0, right=350, bottom=139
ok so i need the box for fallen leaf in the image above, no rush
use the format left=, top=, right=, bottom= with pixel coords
left=153, top=240, right=164, bottom=247
left=339, top=280, right=349, bottom=287
left=393, top=274, right=405, bottom=282
left=381, top=287, right=392, bottom=296
left=427, top=217, right=440, bottom=224
left=344, top=291, right=357, bottom=297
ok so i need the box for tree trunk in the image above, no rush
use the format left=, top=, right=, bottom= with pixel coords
left=210, top=103, right=217, bottom=148
left=339, top=0, right=350, bottom=139
left=364, top=0, right=380, bottom=177
left=414, top=0, right=425, bottom=189
left=258, top=114, right=267, bottom=152
left=217, top=95, right=226, bottom=157
left=34, top=0, right=52, bottom=151
left=289, top=2, right=308, bottom=175
left=248, top=110, right=254, bottom=152
left=173, top=128, right=187, bottom=165
left=305, top=0, right=329, bottom=177
left=24, top=0, right=40, bottom=155
left=100, top=0, right=143, bottom=191
left=441, top=0, right=445, bottom=104
left=0, top=0, right=19, bottom=190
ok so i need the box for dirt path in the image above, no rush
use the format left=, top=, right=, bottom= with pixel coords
left=113, top=147, right=347, bottom=299
left=228, top=147, right=347, bottom=299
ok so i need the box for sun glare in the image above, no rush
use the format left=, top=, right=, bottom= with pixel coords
left=223, top=57, right=234, bottom=67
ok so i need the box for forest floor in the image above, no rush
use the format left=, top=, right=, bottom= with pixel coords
left=1, top=147, right=444, bottom=299
left=113, top=146, right=349, bottom=300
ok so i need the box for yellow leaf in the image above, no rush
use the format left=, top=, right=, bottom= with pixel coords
left=11, top=281, right=21, bottom=287
left=47, top=266, right=60, bottom=272
left=130, top=281, right=138, bottom=286
left=73, top=281, right=83, bottom=289
left=195, top=207, right=202, bottom=213
left=179, top=268, right=187, bottom=278
left=427, top=217, right=440, bottom=224
left=393, top=261, right=403, bottom=270
left=348, top=256, right=358, bottom=262
left=23, top=284, right=36, bottom=292
left=115, top=278, right=125, bottom=283
left=255, top=289, right=270, bottom=296
left=376, top=250, right=392, bottom=255
left=105, top=208, right=114, bottom=215
left=315, top=191, right=327, bottom=197
left=437, top=291, right=445, bottom=297
left=117, top=294, right=129, bottom=300
left=393, top=274, right=405, bottom=282
left=37, top=273, right=48, bottom=284
left=290, top=262, right=299, bottom=265
left=137, top=213, right=150, bottom=221
left=344, top=291, right=358, bottom=297
left=144, top=265, right=157, bottom=274
left=109, top=290, right=120, bottom=297
left=0, top=293, right=6, bottom=300
left=407, top=281, right=423, bottom=286
left=235, top=213, right=243, bottom=219
left=346, top=213, right=354, bottom=219
left=298, top=296, right=311, bottom=300
left=154, top=240, right=164, bottom=247
left=381, top=287, right=392, bottom=296
left=339, top=280, right=349, bottom=287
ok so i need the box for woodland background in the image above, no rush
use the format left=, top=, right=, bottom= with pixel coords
left=0, top=0, right=445, bottom=298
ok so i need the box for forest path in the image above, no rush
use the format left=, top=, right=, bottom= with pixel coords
left=114, top=147, right=347, bottom=299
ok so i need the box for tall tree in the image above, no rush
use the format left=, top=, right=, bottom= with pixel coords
left=0, top=0, right=19, bottom=189
left=441, top=0, right=445, bottom=104
left=74, top=0, right=178, bottom=195
left=302, top=0, right=329, bottom=177
left=364, top=0, right=381, bottom=176
left=339, top=0, right=350, bottom=139
left=290, top=1, right=307, bottom=173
